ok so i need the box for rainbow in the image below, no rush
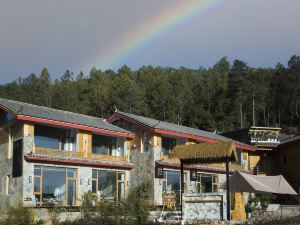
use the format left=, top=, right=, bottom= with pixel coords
left=91, top=0, right=230, bottom=70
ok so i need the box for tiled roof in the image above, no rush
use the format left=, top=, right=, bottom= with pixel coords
left=170, top=141, right=237, bottom=163
left=26, top=153, right=134, bottom=169
left=279, top=135, right=300, bottom=145
left=0, top=98, right=131, bottom=135
left=155, top=160, right=243, bottom=173
left=113, top=110, right=255, bottom=150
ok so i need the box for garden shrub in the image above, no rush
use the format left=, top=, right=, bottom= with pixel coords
left=0, top=203, right=33, bottom=225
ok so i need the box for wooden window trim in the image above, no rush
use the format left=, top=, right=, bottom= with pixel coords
left=33, top=165, right=78, bottom=207
left=92, top=169, right=126, bottom=202
left=196, top=172, right=219, bottom=193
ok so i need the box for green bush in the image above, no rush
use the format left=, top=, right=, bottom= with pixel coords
left=243, top=215, right=300, bottom=225
left=0, top=203, right=33, bottom=225
left=48, top=206, right=65, bottom=225
left=60, top=181, right=156, bottom=225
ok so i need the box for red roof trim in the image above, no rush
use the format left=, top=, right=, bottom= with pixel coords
left=109, top=112, right=256, bottom=151
left=154, top=129, right=217, bottom=143
left=235, top=143, right=256, bottom=151
left=25, top=156, right=134, bottom=170
left=157, top=161, right=236, bottom=174
left=155, top=129, right=256, bottom=151
left=17, top=115, right=134, bottom=138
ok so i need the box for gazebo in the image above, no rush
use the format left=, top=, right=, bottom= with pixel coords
left=170, top=141, right=238, bottom=221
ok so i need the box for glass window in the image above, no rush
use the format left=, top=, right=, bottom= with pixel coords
left=33, top=166, right=77, bottom=206
left=92, top=180, right=97, bottom=193
left=92, top=169, right=97, bottom=179
left=164, top=171, right=180, bottom=192
left=35, top=125, right=63, bottom=149
left=97, top=171, right=117, bottom=200
left=196, top=173, right=219, bottom=193
left=35, top=136, right=60, bottom=149
left=34, top=166, right=41, bottom=176
left=118, top=182, right=125, bottom=200
left=162, top=170, right=185, bottom=204
left=34, top=125, right=75, bottom=150
left=162, top=137, right=176, bottom=154
left=34, top=177, right=40, bottom=192
left=92, top=134, right=116, bottom=155
left=67, top=169, right=77, bottom=178
left=92, top=170, right=125, bottom=202
left=12, top=139, right=23, bottom=178
left=118, top=173, right=125, bottom=181
left=42, top=167, right=66, bottom=206
left=201, top=174, right=212, bottom=192
left=67, top=180, right=76, bottom=206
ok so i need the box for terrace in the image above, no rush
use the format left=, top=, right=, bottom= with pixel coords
left=27, top=124, right=130, bottom=165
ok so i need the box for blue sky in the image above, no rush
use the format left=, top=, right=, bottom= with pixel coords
left=0, top=0, right=300, bottom=83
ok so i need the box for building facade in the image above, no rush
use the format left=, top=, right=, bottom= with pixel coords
left=272, top=136, right=300, bottom=196
left=0, top=98, right=134, bottom=209
left=0, top=98, right=257, bottom=217
left=108, top=110, right=256, bottom=207
left=223, top=126, right=281, bottom=175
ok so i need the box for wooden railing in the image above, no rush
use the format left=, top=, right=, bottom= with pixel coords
left=33, top=147, right=129, bottom=162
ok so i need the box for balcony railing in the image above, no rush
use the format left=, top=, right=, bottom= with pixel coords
left=33, top=147, right=129, bottom=162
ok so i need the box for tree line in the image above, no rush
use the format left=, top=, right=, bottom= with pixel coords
left=1, top=55, right=300, bottom=134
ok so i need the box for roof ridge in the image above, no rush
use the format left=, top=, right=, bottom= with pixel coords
left=0, top=97, right=106, bottom=121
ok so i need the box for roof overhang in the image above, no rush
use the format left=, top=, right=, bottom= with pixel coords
left=156, top=161, right=237, bottom=174
left=109, top=112, right=256, bottom=151
left=170, top=141, right=238, bottom=164
left=25, top=155, right=134, bottom=170
left=17, top=115, right=134, bottom=138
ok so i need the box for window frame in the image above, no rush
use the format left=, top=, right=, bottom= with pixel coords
left=91, top=169, right=126, bottom=202
left=196, top=172, right=219, bottom=193
left=161, top=169, right=188, bottom=204
left=33, top=165, right=78, bottom=207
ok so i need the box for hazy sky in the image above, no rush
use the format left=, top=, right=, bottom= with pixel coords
left=0, top=0, right=300, bottom=83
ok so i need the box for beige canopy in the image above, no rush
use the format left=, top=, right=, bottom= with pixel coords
left=170, top=141, right=237, bottom=163
left=229, top=171, right=297, bottom=195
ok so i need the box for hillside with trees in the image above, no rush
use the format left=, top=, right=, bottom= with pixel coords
left=1, top=56, right=300, bottom=134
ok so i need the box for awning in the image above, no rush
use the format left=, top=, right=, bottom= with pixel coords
left=228, top=171, right=297, bottom=195
left=169, top=141, right=237, bottom=163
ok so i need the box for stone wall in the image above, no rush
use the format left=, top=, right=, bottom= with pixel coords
left=0, top=124, right=24, bottom=209
left=22, top=124, right=35, bottom=207
left=182, top=193, right=227, bottom=221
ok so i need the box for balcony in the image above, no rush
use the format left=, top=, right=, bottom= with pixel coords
left=31, top=147, right=130, bottom=163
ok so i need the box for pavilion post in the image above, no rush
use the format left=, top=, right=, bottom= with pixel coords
left=226, top=157, right=230, bottom=220
left=180, top=160, right=184, bottom=220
